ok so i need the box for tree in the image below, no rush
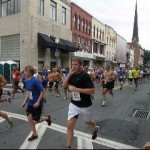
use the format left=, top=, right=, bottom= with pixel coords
left=144, top=50, right=150, bottom=67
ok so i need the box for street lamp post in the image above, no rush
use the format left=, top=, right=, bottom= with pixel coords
left=55, top=37, right=60, bottom=67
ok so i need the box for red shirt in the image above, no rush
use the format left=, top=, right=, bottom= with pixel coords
left=12, top=70, right=20, bottom=82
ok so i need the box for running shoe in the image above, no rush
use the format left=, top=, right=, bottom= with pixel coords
left=7, top=91, right=11, bottom=96
left=63, top=96, right=67, bottom=100
left=49, top=93, right=53, bottom=96
left=56, top=94, right=60, bottom=97
left=6, top=97, right=12, bottom=103
left=46, top=115, right=52, bottom=126
left=102, top=101, right=106, bottom=107
left=92, top=126, right=99, bottom=140
left=8, top=118, right=13, bottom=128
left=110, top=91, right=114, bottom=97
left=28, top=134, right=38, bottom=141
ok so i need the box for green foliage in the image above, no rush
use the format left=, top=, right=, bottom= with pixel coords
left=144, top=50, right=150, bottom=67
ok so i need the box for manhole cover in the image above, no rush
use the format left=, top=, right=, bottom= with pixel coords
left=132, top=110, right=150, bottom=119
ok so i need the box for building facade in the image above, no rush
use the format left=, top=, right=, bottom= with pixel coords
left=116, top=34, right=127, bottom=67
left=71, top=2, right=93, bottom=67
left=0, top=0, right=76, bottom=70
left=126, top=44, right=134, bottom=68
left=105, top=24, right=117, bottom=66
left=92, top=17, right=106, bottom=68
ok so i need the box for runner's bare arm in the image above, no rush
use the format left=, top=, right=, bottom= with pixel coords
left=0, top=75, right=7, bottom=87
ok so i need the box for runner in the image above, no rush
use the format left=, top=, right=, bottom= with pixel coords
left=47, top=70, right=54, bottom=96
left=11, top=67, right=25, bottom=99
left=0, top=74, right=7, bottom=99
left=62, top=67, right=70, bottom=100
left=21, top=65, right=52, bottom=141
left=128, top=67, right=134, bottom=87
left=132, top=67, right=140, bottom=90
left=0, top=75, right=13, bottom=128
left=62, top=58, right=99, bottom=149
left=109, top=66, right=117, bottom=96
left=20, top=69, right=26, bottom=92
left=0, top=98, right=13, bottom=128
left=101, top=65, right=114, bottom=107
left=51, top=68, right=61, bottom=97
left=139, top=69, right=143, bottom=83
left=117, top=68, right=125, bottom=90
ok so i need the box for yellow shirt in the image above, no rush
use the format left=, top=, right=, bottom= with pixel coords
left=132, top=70, right=140, bottom=78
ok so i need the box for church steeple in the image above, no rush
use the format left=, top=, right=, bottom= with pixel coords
left=132, top=0, right=139, bottom=43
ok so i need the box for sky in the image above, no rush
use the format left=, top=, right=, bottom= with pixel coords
left=71, top=0, right=150, bottom=50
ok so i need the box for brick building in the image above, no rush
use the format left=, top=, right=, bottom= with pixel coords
left=71, top=2, right=93, bottom=67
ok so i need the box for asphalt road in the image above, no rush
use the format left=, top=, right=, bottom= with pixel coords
left=0, top=79, right=150, bottom=149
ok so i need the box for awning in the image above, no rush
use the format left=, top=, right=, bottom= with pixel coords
left=62, top=39, right=78, bottom=52
left=50, top=36, right=67, bottom=51
left=38, top=33, right=56, bottom=48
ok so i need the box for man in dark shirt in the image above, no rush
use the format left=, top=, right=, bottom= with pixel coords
left=62, top=58, right=99, bottom=149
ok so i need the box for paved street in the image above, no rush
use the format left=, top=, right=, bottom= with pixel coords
left=0, top=80, right=150, bottom=149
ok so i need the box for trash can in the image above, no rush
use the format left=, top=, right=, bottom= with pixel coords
left=4, top=61, right=17, bottom=83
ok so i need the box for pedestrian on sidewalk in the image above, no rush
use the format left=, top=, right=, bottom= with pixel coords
left=21, top=65, right=52, bottom=141
left=62, top=57, right=99, bottom=150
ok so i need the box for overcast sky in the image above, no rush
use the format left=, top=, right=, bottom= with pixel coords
left=71, top=0, right=150, bottom=50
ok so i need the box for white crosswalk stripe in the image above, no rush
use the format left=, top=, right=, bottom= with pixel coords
left=19, top=124, right=47, bottom=149
left=5, top=112, right=139, bottom=149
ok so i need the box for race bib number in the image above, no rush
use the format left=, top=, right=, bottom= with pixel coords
left=27, top=91, right=33, bottom=100
left=53, top=82, right=56, bottom=86
left=72, top=92, right=81, bottom=101
left=13, top=74, right=16, bottom=78
left=119, top=76, right=123, bottom=79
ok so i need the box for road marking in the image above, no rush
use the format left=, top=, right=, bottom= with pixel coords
left=0, top=118, right=5, bottom=123
left=78, top=137, right=93, bottom=149
left=7, top=112, right=138, bottom=149
left=19, top=124, right=47, bottom=149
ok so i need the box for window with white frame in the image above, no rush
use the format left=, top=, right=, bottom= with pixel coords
left=1, top=34, right=20, bottom=58
left=88, top=39, right=90, bottom=47
left=77, top=36, right=81, bottom=44
left=85, top=21, right=87, bottom=33
left=74, top=14, right=77, bottom=28
left=93, top=26, right=95, bottom=37
left=1, top=0, right=20, bottom=17
left=81, top=37, right=84, bottom=45
left=77, top=17, right=80, bottom=31
left=82, top=19, right=85, bottom=32
left=38, top=47, right=45, bottom=58
left=38, top=0, right=44, bottom=15
left=50, top=0, right=57, bottom=20
left=88, top=23, right=91, bottom=34
left=86, top=21, right=88, bottom=33
left=62, top=7, right=66, bottom=25
left=73, top=34, right=77, bottom=43
left=81, top=20, right=83, bottom=32
left=97, top=28, right=99, bottom=39
left=99, top=29, right=101, bottom=41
